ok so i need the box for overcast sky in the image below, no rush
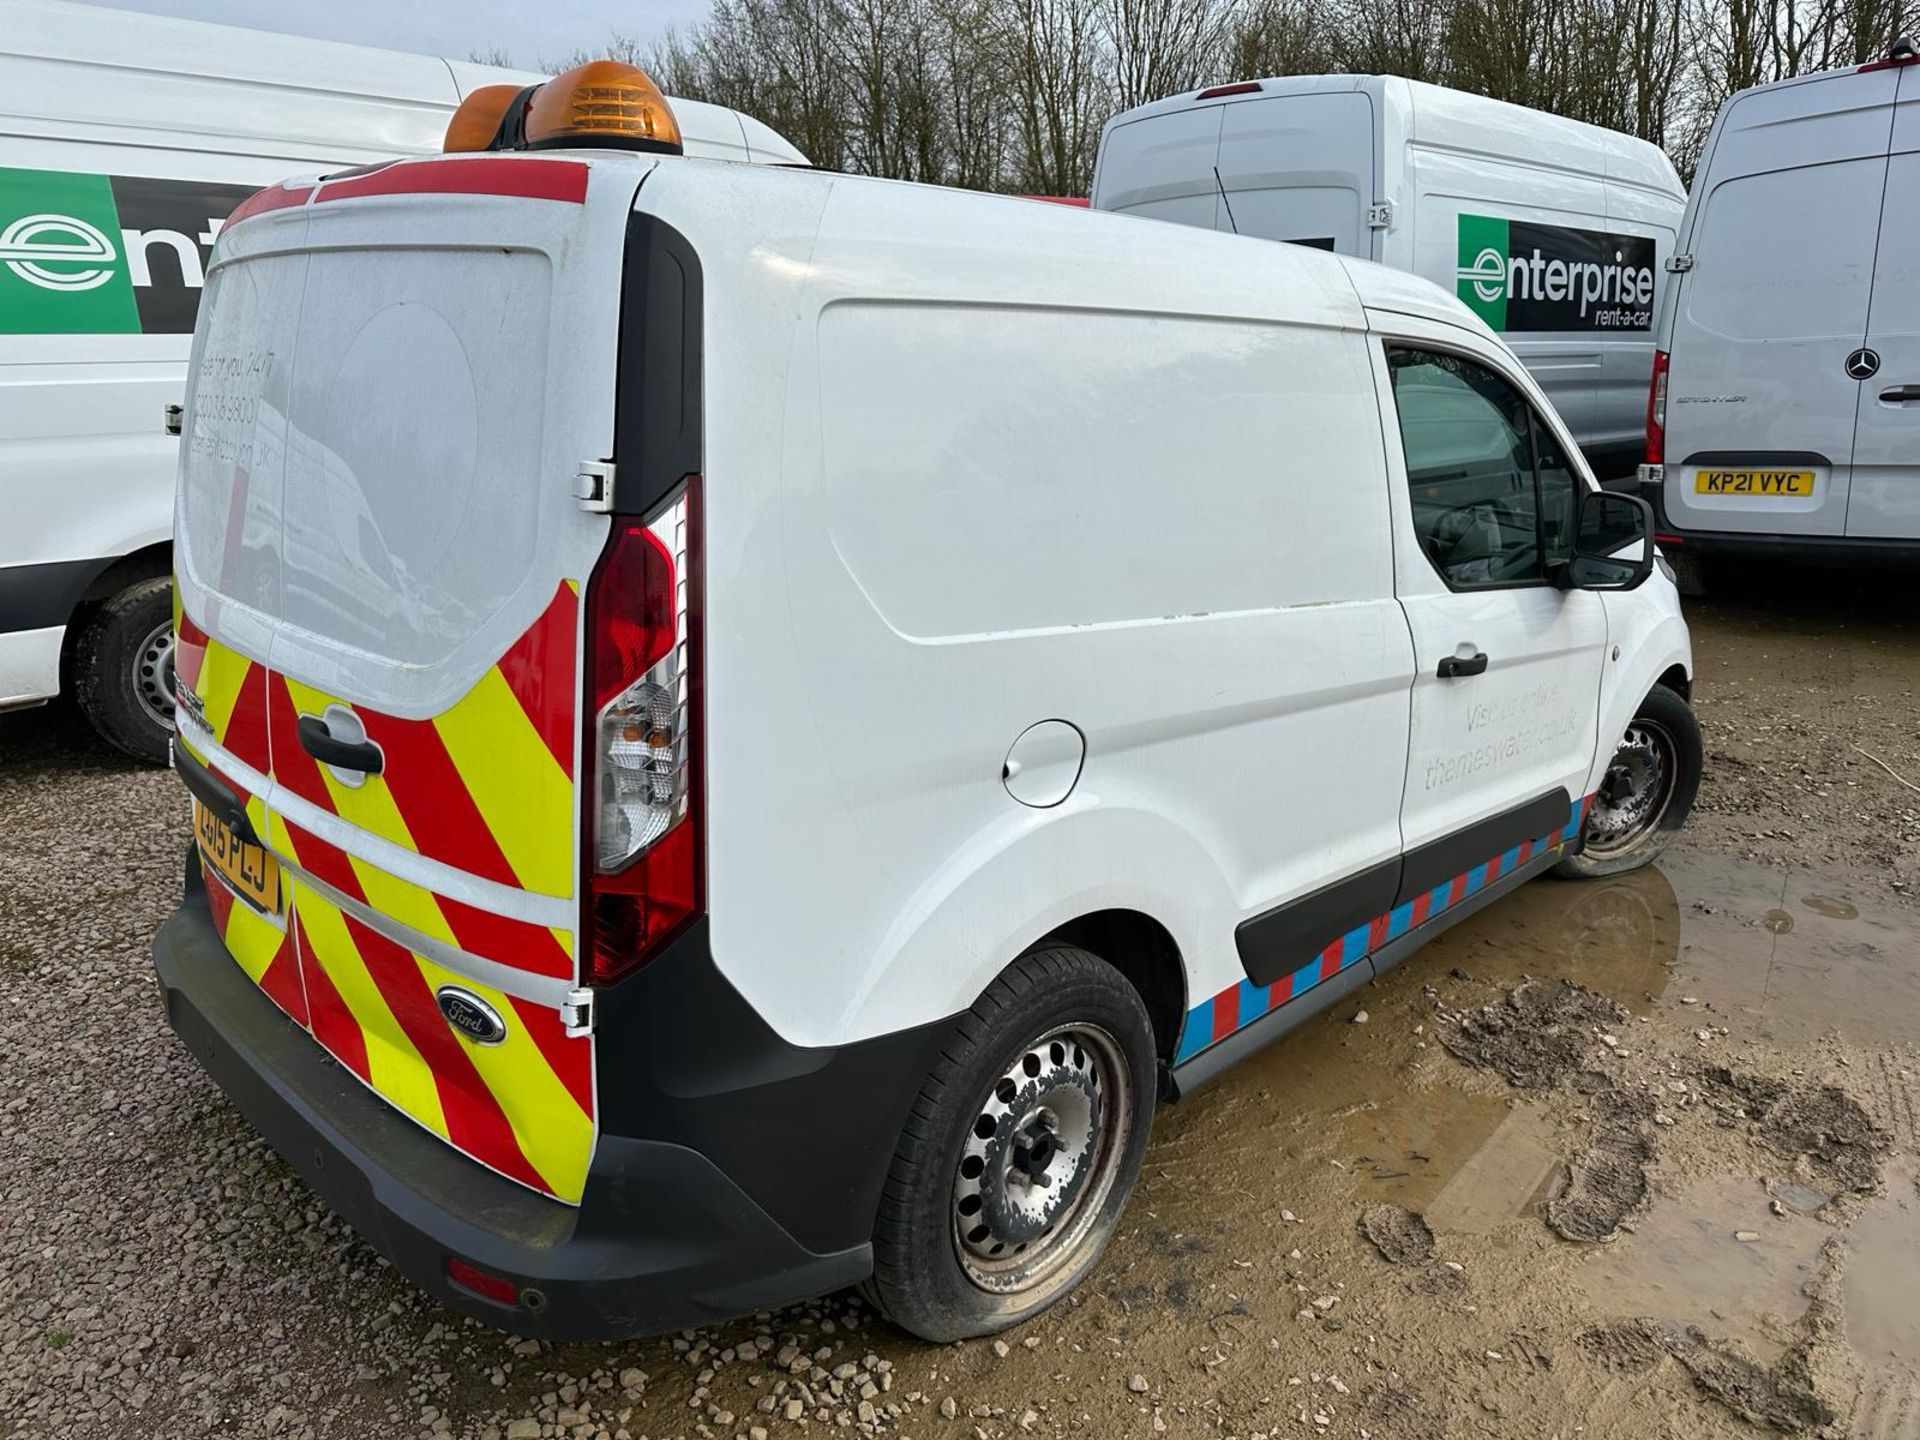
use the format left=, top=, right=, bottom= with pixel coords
left=106, top=0, right=710, bottom=70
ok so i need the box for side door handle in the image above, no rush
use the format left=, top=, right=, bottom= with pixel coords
left=297, top=713, right=384, bottom=775
left=1879, top=384, right=1920, bottom=404
left=1437, top=649, right=1489, bottom=679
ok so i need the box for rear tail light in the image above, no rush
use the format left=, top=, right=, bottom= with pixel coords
left=1646, top=348, right=1669, bottom=465
left=584, top=480, right=702, bottom=985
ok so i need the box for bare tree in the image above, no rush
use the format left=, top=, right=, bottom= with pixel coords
left=495, top=0, right=1915, bottom=194
left=1223, top=0, right=1348, bottom=76
left=1103, top=0, right=1238, bottom=108
left=1003, top=0, right=1108, bottom=193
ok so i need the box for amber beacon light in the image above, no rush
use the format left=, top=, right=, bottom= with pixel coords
left=445, top=60, right=684, bottom=155
left=442, top=84, right=523, bottom=153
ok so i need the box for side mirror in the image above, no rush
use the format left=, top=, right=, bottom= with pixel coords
left=1561, top=490, right=1655, bottom=591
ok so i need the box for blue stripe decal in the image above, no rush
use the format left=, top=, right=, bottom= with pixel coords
left=1173, top=794, right=1592, bottom=1065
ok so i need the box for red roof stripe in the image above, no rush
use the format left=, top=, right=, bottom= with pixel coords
left=226, top=184, right=314, bottom=226
left=315, top=157, right=589, bottom=206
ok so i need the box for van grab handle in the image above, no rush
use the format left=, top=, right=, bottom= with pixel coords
left=297, top=714, right=385, bottom=775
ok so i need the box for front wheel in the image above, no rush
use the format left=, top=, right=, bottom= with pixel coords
left=865, top=946, right=1157, bottom=1341
left=1555, top=682, right=1701, bottom=879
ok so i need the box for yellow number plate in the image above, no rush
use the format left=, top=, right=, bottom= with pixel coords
left=194, top=799, right=281, bottom=915
left=1694, top=468, right=1815, bottom=497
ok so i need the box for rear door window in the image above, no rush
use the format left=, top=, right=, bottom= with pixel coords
left=1386, top=345, right=1575, bottom=588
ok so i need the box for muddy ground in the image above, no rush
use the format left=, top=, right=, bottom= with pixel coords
left=3, top=564, right=1918, bottom=1440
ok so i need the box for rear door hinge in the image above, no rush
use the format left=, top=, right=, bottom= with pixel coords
left=1367, top=201, right=1393, bottom=229
left=574, top=460, right=616, bottom=513
left=1666, top=253, right=1694, bottom=273
left=163, top=403, right=183, bottom=436
left=561, top=987, right=594, bottom=1037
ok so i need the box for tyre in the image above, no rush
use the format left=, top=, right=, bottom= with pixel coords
left=1555, top=682, right=1701, bottom=880
left=865, top=946, right=1157, bottom=1341
left=73, top=576, right=175, bottom=765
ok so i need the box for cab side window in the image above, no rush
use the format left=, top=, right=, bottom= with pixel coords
left=1387, top=345, right=1577, bottom=589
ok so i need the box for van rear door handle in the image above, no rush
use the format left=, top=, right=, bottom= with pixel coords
left=1436, top=650, right=1489, bottom=679
left=297, top=714, right=384, bottom=775
left=1879, top=384, right=1920, bottom=404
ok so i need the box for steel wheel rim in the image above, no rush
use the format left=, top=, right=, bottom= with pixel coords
left=133, top=619, right=177, bottom=731
left=1585, top=717, right=1675, bottom=857
left=952, top=1023, right=1130, bottom=1295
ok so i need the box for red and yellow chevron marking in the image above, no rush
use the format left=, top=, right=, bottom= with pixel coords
left=268, top=582, right=579, bottom=902
left=284, top=860, right=593, bottom=1201
left=200, top=857, right=307, bottom=1026
left=175, top=581, right=594, bottom=1202
left=178, top=591, right=278, bottom=988
left=266, top=682, right=595, bottom=1200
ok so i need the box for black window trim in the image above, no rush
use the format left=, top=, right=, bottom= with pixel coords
left=1381, top=338, right=1590, bottom=596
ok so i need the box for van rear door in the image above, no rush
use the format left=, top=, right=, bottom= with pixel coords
left=1660, top=69, right=1900, bottom=536
left=1845, top=63, right=1920, bottom=539
left=1092, top=101, right=1225, bottom=229
left=183, top=154, right=641, bottom=1203
left=1213, top=91, right=1374, bottom=254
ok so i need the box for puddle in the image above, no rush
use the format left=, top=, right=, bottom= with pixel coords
left=1844, top=1165, right=1920, bottom=1394
left=1653, top=850, right=1920, bottom=1047
left=1576, top=1176, right=1824, bottom=1366
left=1422, top=1104, right=1562, bottom=1234
left=1803, top=894, right=1859, bottom=921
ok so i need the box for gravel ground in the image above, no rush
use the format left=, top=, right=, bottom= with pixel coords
left=3, top=564, right=1917, bottom=1440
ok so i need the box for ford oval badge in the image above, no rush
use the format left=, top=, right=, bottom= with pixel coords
left=436, top=986, right=508, bottom=1045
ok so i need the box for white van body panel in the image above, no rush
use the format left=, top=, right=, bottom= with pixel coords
left=1092, top=75, right=1685, bottom=467
left=0, top=0, right=804, bottom=713
left=618, top=163, right=1692, bottom=1054
left=648, top=168, right=1418, bottom=1047
left=1653, top=63, right=1905, bottom=539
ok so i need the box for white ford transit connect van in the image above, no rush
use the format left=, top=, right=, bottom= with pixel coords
left=151, top=63, right=1700, bottom=1342
left=1641, top=41, right=1920, bottom=579
left=0, top=0, right=802, bottom=762
left=1092, top=76, right=1687, bottom=479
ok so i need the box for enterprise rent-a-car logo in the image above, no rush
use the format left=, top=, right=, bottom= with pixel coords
left=0, top=167, right=255, bottom=335
left=1455, top=213, right=1656, bottom=332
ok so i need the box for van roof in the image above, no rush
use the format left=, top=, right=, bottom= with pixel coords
left=1, top=0, right=808, bottom=167
left=1105, top=74, right=1683, bottom=202
left=627, top=155, right=1498, bottom=342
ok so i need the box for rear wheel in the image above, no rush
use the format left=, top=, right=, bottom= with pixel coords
left=866, top=946, right=1156, bottom=1341
left=1555, top=683, right=1701, bottom=879
left=73, top=577, right=175, bottom=765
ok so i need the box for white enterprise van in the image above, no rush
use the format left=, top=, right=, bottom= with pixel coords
left=152, top=63, right=1700, bottom=1343
left=0, top=0, right=802, bottom=762
left=1640, top=40, right=1920, bottom=579
left=1092, top=76, right=1687, bottom=478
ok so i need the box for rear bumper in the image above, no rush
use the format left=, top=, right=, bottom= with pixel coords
left=1635, top=467, right=1920, bottom=563
left=152, top=862, right=904, bottom=1339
